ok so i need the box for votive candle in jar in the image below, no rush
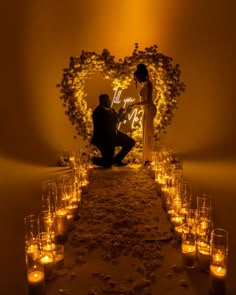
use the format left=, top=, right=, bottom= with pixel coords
left=81, top=180, right=89, bottom=194
left=27, top=262, right=45, bottom=295
left=39, top=252, right=54, bottom=280
left=170, top=215, right=184, bottom=227
left=182, top=243, right=196, bottom=268
left=55, top=209, right=68, bottom=242
left=27, top=270, right=45, bottom=295
left=53, top=244, right=64, bottom=269
left=182, top=224, right=196, bottom=268
left=26, top=242, right=40, bottom=263
left=174, top=225, right=183, bottom=240
left=209, top=265, right=226, bottom=295
left=197, top=241, right=211, bottom=272
left=209, top=228, right=228, bottom=295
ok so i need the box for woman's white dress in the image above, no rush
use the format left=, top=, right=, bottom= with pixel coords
left=140, top=80, right=157, bottom=164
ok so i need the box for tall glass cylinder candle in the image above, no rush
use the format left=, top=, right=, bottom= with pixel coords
left=41, top=179, right=57, bottom=213
left=181, top=224, right=196, bottom=268
left=54, top=183, right=68, bottom=241
left=39, top=251, right=54, bottom=280
left=55, top=209, right=68, bottom=242
left=38, top=210, right=56, bottom=239
left=197, top=194, right=212, bottom=213
left=209, top=228, right=228, bottom=295
left=27, top=262, right=45, bottom=295
left=53, top=244, right=64, bottom=269
left=180, top=181, right=192, bottom=214
left=26, top=242, right=40, bottom=266
left=24, top=214, right=39, bottom=248
left=80, top=171, right=89, bottom=194
left=197, top=239, right=211, bottom=272
left=197, top=219, right=213, bottom=240
left=186, top=208, right=197, bottom=228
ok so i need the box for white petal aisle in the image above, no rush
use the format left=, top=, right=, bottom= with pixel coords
left=46, top=165, right=208, bottom=295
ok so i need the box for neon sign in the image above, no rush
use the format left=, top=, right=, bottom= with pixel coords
left=111, top=88, right=143, bottom=131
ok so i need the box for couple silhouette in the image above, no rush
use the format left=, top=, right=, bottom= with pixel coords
left=91, top=63, right=157, bottom=169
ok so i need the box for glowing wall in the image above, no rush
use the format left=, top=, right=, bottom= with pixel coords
left=0, top=0, right=235, bottom=165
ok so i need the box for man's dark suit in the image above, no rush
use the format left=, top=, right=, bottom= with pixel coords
left=91, top=105, right=135, bottom=168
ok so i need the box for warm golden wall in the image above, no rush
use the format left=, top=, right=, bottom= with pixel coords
left=0, top=0, right=235, bottom=165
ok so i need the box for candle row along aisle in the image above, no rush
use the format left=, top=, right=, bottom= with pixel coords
left=149, top=144, right=229, bottom=295
left=24, top=150, right=93, bottom=295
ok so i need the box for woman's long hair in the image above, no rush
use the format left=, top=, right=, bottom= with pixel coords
left=134, top=64, right=149, bottom=87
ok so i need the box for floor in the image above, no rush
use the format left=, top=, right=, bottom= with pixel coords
left=0, top=157, right=235, bottom=295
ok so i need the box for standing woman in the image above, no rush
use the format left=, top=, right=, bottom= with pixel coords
left=130, top=64, right=157, bottom=167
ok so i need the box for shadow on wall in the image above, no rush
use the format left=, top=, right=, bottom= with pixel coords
left=0, top=2, right=59, bottom=166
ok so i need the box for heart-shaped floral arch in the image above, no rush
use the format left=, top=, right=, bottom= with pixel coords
left=57, top=44, right=185, bottom=160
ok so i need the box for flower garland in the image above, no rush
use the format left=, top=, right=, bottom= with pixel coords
left=57, top=43, right=185, bottom=147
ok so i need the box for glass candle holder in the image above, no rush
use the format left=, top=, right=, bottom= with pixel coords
left=39, top=250, right=54, bottom=280
left=197, top=239, right=211, bottom=272
left=41, top=179, right=57, bottom=212
left=181, top=224, right=196, bottom=268
left=156, top=161, right=168, bottom=184
left=196, top=219, right=213, bottom=240
left=174, top=224, right=183, bottom=241
left=186, top=208, right=197, bottom=228
left=197, top=206, right=212, bottom=222
left=55, top=209, right=68, bottom=242
left=80, top=172, right=89, bottom=194
left=38, top=210, right=56, bottom=238
left=53, top=244, right=65, bottom=269
left=197, top=194, right=212, bottom=213
left=36, top=232, right=55, bottom=252
left=26, top=261, right=45, bottom=295
left=54, top=183, right=68, bottom=241
left=209, top=228, right=228, bottom=295
left=66, top=174, right=79, bottom=216
left=24, top=214, right=39, bottom=247
left=26, top=241, right=40, bottom=266
left=180, top=181, right=192, bottom=215
left=170, top=209, right=184, bottom=227
left=196, top=219, right=213, bottom=272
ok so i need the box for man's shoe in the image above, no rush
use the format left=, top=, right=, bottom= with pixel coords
left=113, top=160, right=128, bottom=166
left=93, top=157, right=112, bottom=168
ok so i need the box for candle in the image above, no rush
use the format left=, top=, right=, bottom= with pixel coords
left=26, top=244, right=40, bottom=263
left=182, top=243, right=196, bottom=268
left=40, top=254, right=54, bottom=279
left=76, top=189, right=82, bottom=203
left=180, top=207, right=188, bottom=216
left=170, top=215, right=184, bottom=227
left=27, top=271, right=45, bottom=295
left=67, top=204, right=78, bottom=216
left=53, top=244, right=64, bottom=269
left=67, top=213, right=75, bottom=231
left=197, top=242, right=210, bottom=272
left=167, top=209, right=175, bottom=217
left=54, top=253, right=64, bottom=269
left=69, top=156, right=75, bottom=168
left=212, top=251, right=225, bottom=263
left=174, top=225, right=183, bottom=240
left=209, top=265, right=226, bottom=295
left=81, top=181, right=89, bottom=194
left=43, top=243, right=56, bottom=251
left=27, top=244, right=39, bottom=255
left=55, top=209, right=68, bottom=241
